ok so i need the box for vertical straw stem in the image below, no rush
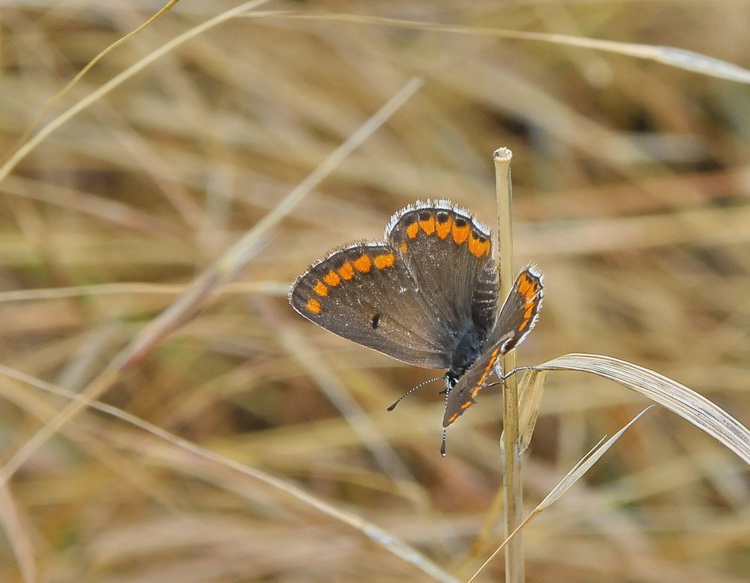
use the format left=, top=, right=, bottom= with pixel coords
left=493, top=148, right=524, bottom=583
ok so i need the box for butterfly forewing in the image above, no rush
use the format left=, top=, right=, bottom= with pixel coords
left=386, top=201, right=499, bottom=338
left=289, top=242, right=452, bottom=369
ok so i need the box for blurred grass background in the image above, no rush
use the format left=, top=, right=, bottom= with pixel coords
left=2, top=1, right=750, bottom=582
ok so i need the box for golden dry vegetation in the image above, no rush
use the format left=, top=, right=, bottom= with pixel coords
left=2, top=2, right=750, bottom=582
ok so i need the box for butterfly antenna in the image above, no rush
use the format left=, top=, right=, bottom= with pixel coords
left=387, top=377, right=441, bottom=411
left=439, top=380, right=453, bottom=456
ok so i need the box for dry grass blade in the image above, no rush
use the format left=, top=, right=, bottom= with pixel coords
left=254, top=12, right=750, bottom=83
left=536, top=354, right=750, bottom=466
left=514, top=369, right=547, bottom=454
left=534, top=406, right=654, bottom=510
left=0, top=281, right=286, bottom=303
left=0, top=482, right=35, bottom=583
left=0, top=364, right=460, bottom=583
left=652, top=46, right=750, bottom=82
left=469, top=407, right=653, bottom=583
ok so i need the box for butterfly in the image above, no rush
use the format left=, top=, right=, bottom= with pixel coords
left=289, top=200, right=543, bottom=454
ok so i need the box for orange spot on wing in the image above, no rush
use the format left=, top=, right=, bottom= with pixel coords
left=323, top=270, right=341, bottom=287
left=306, top=298, right=322, bottom=314
left=468, top=233, right=490, bottom=257
left=518, top=303, right=537, bottom=332
left=405, top=222, right=419, bottom=239
left=313, top=281, right=329, bottom=297
left=478, top=348, right=501, bottom=385
left=519, top=275, right=532, bottom=295
left=419, top=215, right=436, bottom=235
left=446, top=412, right=459, bottom=424
left=436, top=216, right=453, bottom=239
left=452, top=223, right=470, bottom=245
left=399, top=241, right=408, bottom=254
left=374, top=253, right=395, bottom=269
left=353, top=254, right=372, bottom=273
left=338, top=262, right=355, bottom=280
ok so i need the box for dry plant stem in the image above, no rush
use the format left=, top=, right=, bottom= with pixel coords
left=494, top=148, right=524, bottom=583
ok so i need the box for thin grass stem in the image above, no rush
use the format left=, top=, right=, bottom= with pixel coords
left=493, top=148, right=524, bottom=583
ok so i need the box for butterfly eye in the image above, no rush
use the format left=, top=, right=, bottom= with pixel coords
left=371, top=313, right=381, bottom=329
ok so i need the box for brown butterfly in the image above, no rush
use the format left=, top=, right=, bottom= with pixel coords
left=289, top=200, right=543, bottom=454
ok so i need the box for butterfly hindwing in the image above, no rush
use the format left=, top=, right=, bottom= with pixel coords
left=490, top=264, right=544, bottom=354
left=442, top=265, right=544, bottom=427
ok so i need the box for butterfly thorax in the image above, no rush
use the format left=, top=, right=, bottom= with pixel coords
left=445, top=325, right=487, bottom=388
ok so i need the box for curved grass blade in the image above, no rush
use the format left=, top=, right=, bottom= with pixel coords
left=536, top=353, right=750, bottom=466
